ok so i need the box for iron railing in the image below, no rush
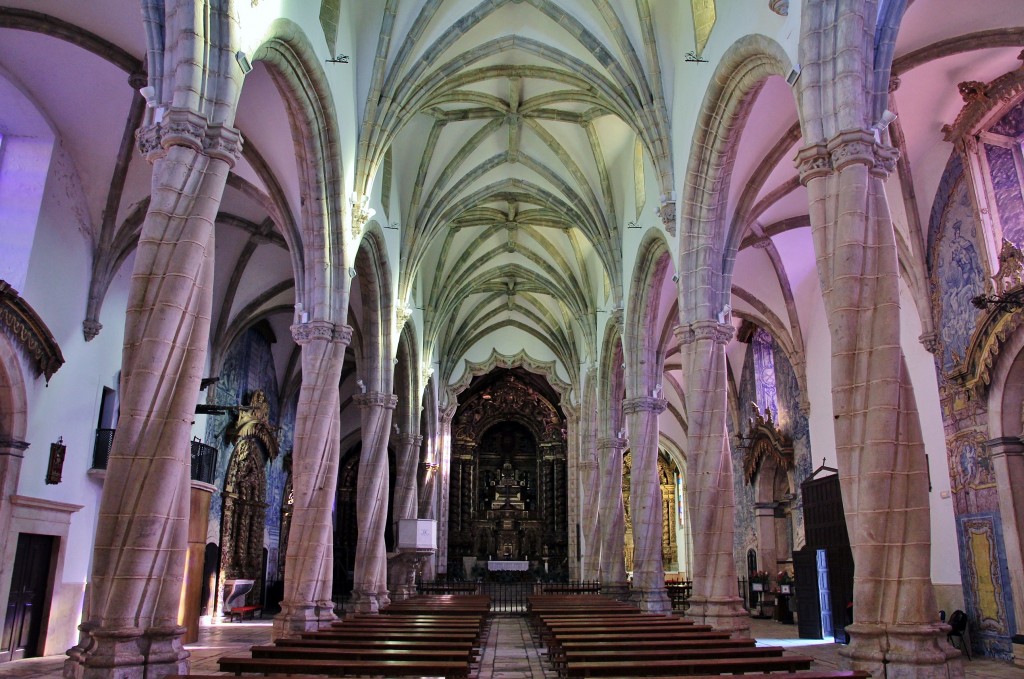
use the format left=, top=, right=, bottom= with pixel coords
left=92, top=428, right=115, bottom=470
left=92, top=429, right=218, bottom=485
left=418, top=580, right=605, bottom=614
left=190, top=439, right=217, bottom=484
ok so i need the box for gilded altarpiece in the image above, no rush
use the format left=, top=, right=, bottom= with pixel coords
left=447, top=372, right=568, bottom=572
left=622, top=451, right=679, bottom=572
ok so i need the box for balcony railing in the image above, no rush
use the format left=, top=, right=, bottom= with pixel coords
left=190, top=439, right=217, bottom=484
left=93, top=429, right=218, bottom=485
left=92, top=428, right=115, bottom=470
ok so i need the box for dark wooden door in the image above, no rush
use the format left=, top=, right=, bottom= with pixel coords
left=1, top=533, right=54, bottom=662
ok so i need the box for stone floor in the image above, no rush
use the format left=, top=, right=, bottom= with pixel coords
left=0, top=615, right=1020, bottom=678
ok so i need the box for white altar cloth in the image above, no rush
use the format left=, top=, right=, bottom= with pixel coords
left=487, top=560, right=529, bottom=571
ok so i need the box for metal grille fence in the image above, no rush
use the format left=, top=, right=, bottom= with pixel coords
left=418, top=580, right=603, bottom=614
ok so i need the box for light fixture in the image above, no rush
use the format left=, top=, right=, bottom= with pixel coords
left=235, top=50, right=253, bottom=75
left=972, top=291, right=1024, bottom=312
left=138, top=85, right=156, bottom=106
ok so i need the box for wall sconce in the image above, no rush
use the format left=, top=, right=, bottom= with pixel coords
left=46, top=436, right=66, bottom=485
left=235, top=51, right=253, bottom=75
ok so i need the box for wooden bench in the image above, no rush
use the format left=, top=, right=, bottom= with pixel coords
left=218, top=655, right=470, bottom=677
left=563, top=654, right=815, bottom=677
left=226, top=604, right=262, bottom=622
left=650, top=673, right=871, bottom=679
left=274, top=637, right=480, bottom=657
left=301, top=628, right=481, bottom=642
left=250, top=644, right=475, bottom=662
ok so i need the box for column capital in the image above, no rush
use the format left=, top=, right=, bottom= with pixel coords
left=797, top=129, right=899, bottom=184
left=136, top=108, right=243, bottom=166
left=985, top=437, right=1024, bottom=458
left=918, top=331, right=939, bottom=354
left=622, top=396, right=667, bottom=415
left=596, top=436, right=627, bottom=451
left=675, top=320, right=734, bottom=346
left=354, top=392, right=398, bottom=410
left=397, top=434, right=423, bottom=447
left=290, top=321, right=353, bottom=345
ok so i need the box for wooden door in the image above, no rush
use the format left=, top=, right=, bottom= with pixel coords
left=1, top=534, right=55, bottom=661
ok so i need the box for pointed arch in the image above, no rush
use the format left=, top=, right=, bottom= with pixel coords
left=253, top=20, right=347, bottom=322
left=679, top=35, right=792, bottom=323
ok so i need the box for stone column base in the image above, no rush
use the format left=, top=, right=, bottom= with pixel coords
left=349, top=589, right=387, bottom=614
left=272, top=602, right=323, bottom=640
left=63, top=624, right=188, bottom=679
left=600, top=581, right=631, bottom=601
left=686, top=595, right=751, bottom=637
left=630, top=586, right=672, bottom=613
left=840, top=622, right=965, bottom=679
left=316, top=599, right=338, bottom=625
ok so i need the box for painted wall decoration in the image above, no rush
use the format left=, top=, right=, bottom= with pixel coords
left=732, top=330, right=813, bottom=576
left=957, top=513, right=1016, bottom=658
left=987, top=98, right=1024, bottom=247
left=928, top=155, right=987, bottom=373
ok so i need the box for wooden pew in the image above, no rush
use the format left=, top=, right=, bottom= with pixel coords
left=273, top=636, right=480, bottom=658
left=651, top=673, right=871, bottom=679
left=217, top=655, right=470, bottom=677
left=562, top=653, right=816, bottom=677
left=250, top=643, right=474, bottom=662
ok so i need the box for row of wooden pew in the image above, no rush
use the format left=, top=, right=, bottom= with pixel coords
left=207, top=594, right=491, bottom=677
left=528, top=593, right=871, bottom=679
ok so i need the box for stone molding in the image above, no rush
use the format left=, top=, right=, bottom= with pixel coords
left=290, top=321, right=353, bottom=345
left=796, top=129, right=899, bottom=184
left=919, top=331, right=939, bottom=354
left=596, top=436, right=627, bottom=450
left=622, top=396, right=667, bottom=415
left=985, top=437, right=1024, bottom=459
left=657, top=198, right=677, bottom=236
left=396, top=434, right=423, bottom=447
left=136, top=108, right=244, bottom=166
left=354, top=392, right=399, bottom=410
left=675, top=320, right=734, bottom=346
left=0, top=438, right=29, bottom=456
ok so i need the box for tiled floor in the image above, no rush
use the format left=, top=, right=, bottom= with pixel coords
left=1, top=615, right=1022, bottom=678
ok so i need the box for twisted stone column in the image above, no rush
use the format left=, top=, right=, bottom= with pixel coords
left=623, top=397, right=671, bottom=612
left=64, top=106, right=242, bottom=676
left=389, top=434, right=423, bottom=600
left=273, top=322, right=350, bottom=638
left=350, top=392, right=398, bottom=613
left=597, top=436, right=629, bottom=597
left=797, top=133, right=961, bottom=677
left=677, top=321, right=749, bottom=636
left=579, top=454, right=601, bottom=580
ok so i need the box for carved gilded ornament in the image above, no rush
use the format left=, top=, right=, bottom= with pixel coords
left=0, top=280, right=64, bottom=382
left=741, top=404, right=793, bottom=484
left=943, top=66, right=1024, bottom=143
